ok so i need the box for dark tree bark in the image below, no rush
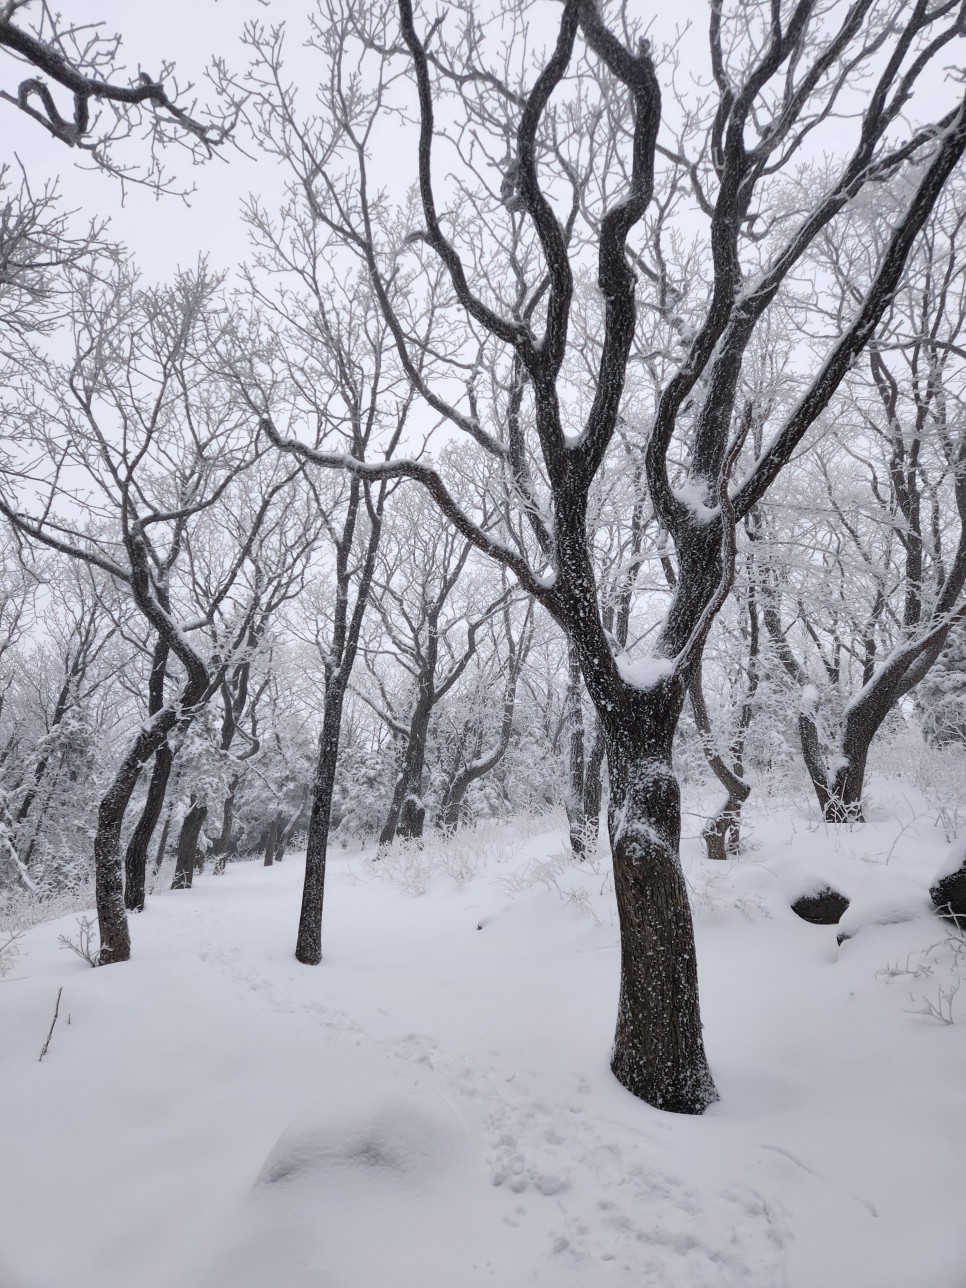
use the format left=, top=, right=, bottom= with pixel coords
left=271, top=792, right=307, bottom=863
left=262, top=814, right=279, bottom=868
left=296, top=689, right=347, bottom=961
left=380, top=696, right=433, bottom=845
left=124, top=741, right=173, bottom=908
left=581, top=723, right=606, bottom=836
left=604, top=692, right=716, bottom=1111
left=211, top=773, right=240, bottom=874
left=0, top=6, right=232, bottom=183
left=764, top=590, right=964, bottom=823
left=172, top=796, right=207, bottom=890
left=296, top=468, right=396, bottom=964
left=564, top=638, right=589, bottom=856
left=124, top=639, right=172, bottom=911
left=95, top=703, right=185, bottom=961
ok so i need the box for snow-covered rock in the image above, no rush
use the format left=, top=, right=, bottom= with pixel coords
left=930, top=836, right=966, bottom=926
left=836, top=884, right=932, bottom=945
left=790, top=886, right=850, bottom=925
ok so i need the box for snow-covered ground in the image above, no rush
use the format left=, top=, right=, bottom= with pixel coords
left=2, top=780, right=965, bottom=1288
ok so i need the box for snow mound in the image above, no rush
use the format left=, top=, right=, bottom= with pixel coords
left=197, top=1088, right=479, bottom=1288
left=833, top=867, right=933, bottom=944
left=255, top=1093, right=459, bottom=1190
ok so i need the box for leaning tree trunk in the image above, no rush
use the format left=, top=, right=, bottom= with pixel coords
left=123, top=639, right=174, bottom=909
left=93, top=752, right=142, bottom=964
left=124, top=740, right=173, bottom=911
left=604, top=694, right=718, bottom=1114
left=172, top=796, right=208, bottom=890
left=296, top=684, right=348, bottom=964
left=701, top=781, right=751, bottom=861
left=92, top=705, right=182, bottom=963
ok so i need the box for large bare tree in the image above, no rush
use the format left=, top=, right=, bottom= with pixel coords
left=235, top=0, right=966, bottom=1111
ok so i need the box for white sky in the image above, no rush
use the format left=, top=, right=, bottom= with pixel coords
left=1, top=0, right=714, bottom=283
left=4, top=0, right=279, bottom=280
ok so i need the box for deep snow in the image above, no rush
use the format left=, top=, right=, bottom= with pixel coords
left=1, top=780, right=965, bottom=1287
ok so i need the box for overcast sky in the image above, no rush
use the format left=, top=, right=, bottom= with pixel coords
left=5, top=0, right=280, bottom=280
left=3, top=0, right=718, bottom=283
left=5, top=0, right=961, bottom=292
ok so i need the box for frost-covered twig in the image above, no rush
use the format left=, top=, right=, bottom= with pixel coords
left=58, top=915, right=99, bottom=968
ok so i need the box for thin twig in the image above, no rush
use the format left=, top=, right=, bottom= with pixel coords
left=38, top=985, right=63, bottom=1062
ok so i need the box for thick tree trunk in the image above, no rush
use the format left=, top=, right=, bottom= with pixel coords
left=397, top=792, right=426, bottom=841
left=823, top=760, right=867, bottom=822
left=798, top=711, right=867, bottom=823
left=702, top=785, right=750, bottom=861
left=124, top=741, right=173, bottom=911
left=380, top=703, right=431, bottom=846
left=93, top=703, right=184, bottom=962
left=605, top=705, right=718, bottom=1113
left=93, top=752, right=142, bottom=964
left=296, top=685, right=346, bottom=964
left=171, top=797, right=207, bottom=890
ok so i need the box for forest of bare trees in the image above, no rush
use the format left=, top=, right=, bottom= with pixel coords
left=3, top=0, right=966, bottom=1121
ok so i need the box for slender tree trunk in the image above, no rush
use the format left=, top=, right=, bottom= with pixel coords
left=172, top=797, right=207, bottom=890
left=580, top=721, right=605, bottom=846
left=263, top=815, right=278, bottom=867
left=124, top=741, right=173, bottom=911
left=211, top=774, right=239, bottom=874
left=152, top=810, right=172, bottom=876
left=690, top=668, right=751, bottom=859
left=296, top=684, right=347, bottom=964
left=271, top=790, right=308, bottom=864
left=564, top=640, right=588, bottom=856
left=604, top=697, right=717, bottom=1113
